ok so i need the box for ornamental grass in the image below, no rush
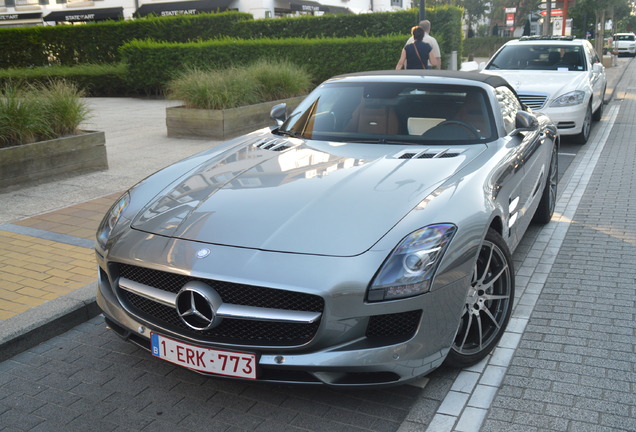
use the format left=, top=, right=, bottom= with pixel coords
left=0, top=80, right=89, bottom=148
left=166, top=59, right=312, bottom=110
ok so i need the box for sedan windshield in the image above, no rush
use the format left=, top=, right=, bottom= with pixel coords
left=486, top=44, right=587, bottom=72
left=277, top=82, right=495, bottom=144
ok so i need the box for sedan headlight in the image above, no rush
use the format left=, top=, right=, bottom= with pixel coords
left=550, top=90, right=585, bottom=107
left=368, top=224, right=457, bottom=302
left=96, top=192, right=130, bottom=250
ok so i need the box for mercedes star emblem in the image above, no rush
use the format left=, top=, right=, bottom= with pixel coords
left=175, top=282, right=223, bottom=331
left=196, top=248, right=211, bottom=259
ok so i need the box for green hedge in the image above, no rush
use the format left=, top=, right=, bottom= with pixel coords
left=0, top=64, right=129, bottom=96
left=0, top=12, right=252, bottom=68
left=119, top=7, right=463, bottom=94
left=0, top=8, right=463, bottom=96
left=223, top=8, right=463, bottom=67
left=0, top=9, right=462, bottom=69
left=121, top=36, right=406, bottom=94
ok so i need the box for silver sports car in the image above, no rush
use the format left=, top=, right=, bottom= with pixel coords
left=96, top=70, right=558, bottom=387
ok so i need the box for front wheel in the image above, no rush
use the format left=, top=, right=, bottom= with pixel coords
left=445, top=229, right=514, bottom=368
left=573, top=103, right=592, bottom=145
left=533, top=143, right=558, bottom=224
left=592, top=89, right=605, bottom=122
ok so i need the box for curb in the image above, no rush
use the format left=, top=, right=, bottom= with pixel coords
left=0, top=282, right=100, bottom=363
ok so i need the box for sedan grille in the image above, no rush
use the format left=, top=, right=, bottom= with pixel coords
left=115, top=264, right=324, bottom=347
left=518, top=93, right=548, bottom=110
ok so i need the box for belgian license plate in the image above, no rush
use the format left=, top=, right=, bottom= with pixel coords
left=151, top=333, right=256, bottom=379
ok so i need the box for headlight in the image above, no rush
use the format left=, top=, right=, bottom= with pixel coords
left=550, top=91, right=585, bottom=107
left=96, top=192, right=130, bottom=250
left=367, top=224, right=457, bottom=302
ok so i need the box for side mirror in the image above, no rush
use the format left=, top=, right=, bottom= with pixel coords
left=511, top=111, right=539, bottom=136
left=270, top=103, right=287, bottom=126
left=592, top=63, right=604, bottom=73
left=479, top=61, right=486, bottom=71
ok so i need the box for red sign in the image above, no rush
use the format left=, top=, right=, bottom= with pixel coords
left=540, top=9, right=563, bottom=16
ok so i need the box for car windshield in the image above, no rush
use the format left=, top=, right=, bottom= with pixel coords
left=616, top=34, right=635, bottom=41
left=486, top=44, right=587, bottom=72
left=277, top=82, right=495, bottom=144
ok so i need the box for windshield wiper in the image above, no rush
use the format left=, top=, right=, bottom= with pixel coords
left=276, top=129, right=305, bottom=139
left=350, top=138, right=420, bottom=145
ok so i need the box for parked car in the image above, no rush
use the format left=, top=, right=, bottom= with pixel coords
left=482, top=35, right=607, bottom=144
left=613, top=33, right=636, bottom=56
left=95, top=70, right=558, bottom=387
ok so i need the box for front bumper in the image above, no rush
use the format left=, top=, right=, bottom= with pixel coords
left=538, top=103, right=589, bottom=136
left=96, top=231, right=472, bottom=387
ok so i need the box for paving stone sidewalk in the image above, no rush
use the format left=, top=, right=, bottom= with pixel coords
left=479, top=62, right=636, bottom=432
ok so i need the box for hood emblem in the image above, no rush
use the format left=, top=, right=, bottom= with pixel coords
left=196, top=248, right=211, bottom=259
left=175, top=282, right=223, bottom=331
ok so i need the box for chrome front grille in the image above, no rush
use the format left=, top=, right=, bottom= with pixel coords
left=518, top=93, right=548, bottom=110
left=115, top=263, right=324, bottom=347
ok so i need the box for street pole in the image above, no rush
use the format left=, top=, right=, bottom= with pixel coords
left=562, top=0, right=568, bottom=35
left=419, top=0, right=425, bottom=21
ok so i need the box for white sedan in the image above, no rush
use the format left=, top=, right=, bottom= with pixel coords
left=482, top=36, right=607, bottom=144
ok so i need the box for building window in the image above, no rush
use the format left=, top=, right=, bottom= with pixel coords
left=3, top=0, right=15, bottom=6
left=390, top=0, right=401, bottom=6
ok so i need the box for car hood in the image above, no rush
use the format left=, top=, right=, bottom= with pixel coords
left=131, top=134, right=486, bottom=256
left=483, top=69, right=588, bottom=98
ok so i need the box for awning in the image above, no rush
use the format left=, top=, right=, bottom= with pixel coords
left=289, top=1, right=350, bottom=14
left=290, top=0, right=325, bottom=12
left=134, top=0, right=233, bottom=18
left=0, top=12, right=42, bottom=25
left=44, top=7, right=123, bottom=23
left=320, top=5, right=351, bottom=14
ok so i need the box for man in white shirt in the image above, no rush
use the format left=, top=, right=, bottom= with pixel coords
left=406, top=20, right=441, bottom=69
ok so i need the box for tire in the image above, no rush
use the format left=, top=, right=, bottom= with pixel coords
left=445, top=229, right=514, bottom=368
left=573, top=103, right=592, bottom=145
left=592, top=88, right=606, bottom=122
left=532, top=143, right=558, bottom=225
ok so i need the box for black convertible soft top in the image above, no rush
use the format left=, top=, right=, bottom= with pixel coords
left=334, top=70, right=514, bottom=92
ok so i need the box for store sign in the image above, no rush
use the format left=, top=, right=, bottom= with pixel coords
left=0, top=12, right=42, bottom=21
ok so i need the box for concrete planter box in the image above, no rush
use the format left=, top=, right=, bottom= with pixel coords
left=166, top=96, right=305, bottom=139
left=0, top=131, right=108, bottom=190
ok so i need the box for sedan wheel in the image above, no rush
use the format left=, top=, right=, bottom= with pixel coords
left=592, top=88, right=606, bottom=122
left=445, top=229, right=514, bottom=368
left=573, top=103, right=592, bottom=144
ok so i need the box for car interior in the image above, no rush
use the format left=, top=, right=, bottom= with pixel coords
left=487, top=45, right=586, bottom=71
left=291, top=84, right=494, bottom=142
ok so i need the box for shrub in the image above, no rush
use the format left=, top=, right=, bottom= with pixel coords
left=0, top=80, right=89, bottom=148
left=166, top=59, right=312, bottom=110
left=0, top=63, right=128, bottom=96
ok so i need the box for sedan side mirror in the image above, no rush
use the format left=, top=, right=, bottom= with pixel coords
left=270, top=103, right=287, bottom=126
left=511, top=111, right=539, bottom=136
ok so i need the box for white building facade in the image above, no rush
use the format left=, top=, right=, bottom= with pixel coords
left=0, top=0, right=409, bottom=27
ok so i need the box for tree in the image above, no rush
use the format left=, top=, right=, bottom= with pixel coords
left=463, top=0, right=488, bottom=36
left=571, top=0, right=630, bottom=53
